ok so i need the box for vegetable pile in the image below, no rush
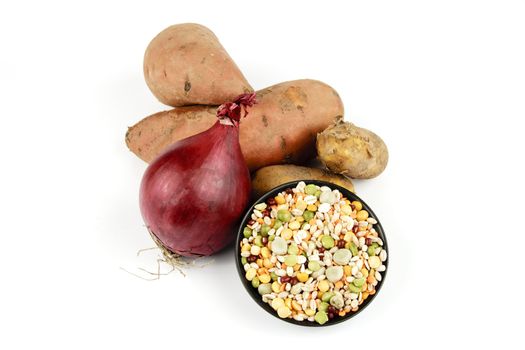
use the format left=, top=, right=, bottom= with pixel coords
left=127, top=23, right=389, bottom=271
left=240, top=182, right=387, bottom=324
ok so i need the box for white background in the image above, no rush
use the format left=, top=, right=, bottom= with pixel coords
left=1, top=0, right=524, bottom=348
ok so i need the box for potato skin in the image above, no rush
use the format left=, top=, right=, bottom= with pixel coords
left=144, top=23, right=252, bottom=106
left=316, top=119, right=388, bottom=179
left=252, top=165, right=355, bottom=198
left=126, top=80, right=344, bottom=170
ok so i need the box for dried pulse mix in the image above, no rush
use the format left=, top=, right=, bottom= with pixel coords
left=240, top=182, right=387, bottom=324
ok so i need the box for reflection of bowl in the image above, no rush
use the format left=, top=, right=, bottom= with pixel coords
left=235, top=180, right=389, bottom=326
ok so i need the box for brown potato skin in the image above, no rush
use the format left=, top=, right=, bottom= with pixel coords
left=251, top=165, right=355, bottom=198
left=126, top=80, right=344, bottom=171
left=317, top=119, right=389, bottom=179
left=144, top=23, right=253, bottom=106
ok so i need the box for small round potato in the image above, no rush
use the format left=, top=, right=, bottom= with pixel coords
left=317, top=119, right=388, bottom=179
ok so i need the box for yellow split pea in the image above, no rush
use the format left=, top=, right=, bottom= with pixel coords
left=356, top=210, right=369, bottom=221
left=318, top=280, right=330, bottom=292
left=259, top=274, right=271, bottom=283
left=277, top=306, right=292, bottom=318
left=275, top=195, right=286, bottom=205
left=296, top=272, right=308, bottom=282
left=281, top=228, right=293, bottom=240
left=271, top=298, right=284, bottom=310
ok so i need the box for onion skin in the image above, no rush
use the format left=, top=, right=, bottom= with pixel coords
left=139, top=120, right=251, bottom=257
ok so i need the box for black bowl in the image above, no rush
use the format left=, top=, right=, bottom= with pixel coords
left=235, top=180, right=389, bottom=327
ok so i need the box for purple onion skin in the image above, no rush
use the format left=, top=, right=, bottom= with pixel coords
left=139, top=121, right=251, bottom=257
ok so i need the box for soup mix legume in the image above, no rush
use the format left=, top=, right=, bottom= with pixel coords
left=239, top=182, right=387, bottom=325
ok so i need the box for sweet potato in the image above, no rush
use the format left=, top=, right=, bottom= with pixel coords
left=126, top=79, right=344, bottom=170
left=125, top=106, right=217, bottom=161
left=144, top=23, right=253, bottom=107
left=317, top=118, right=389, bottom=179
left=251, top=165, right=355, bottom=198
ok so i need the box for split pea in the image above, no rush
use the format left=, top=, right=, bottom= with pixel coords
left=305, top=184, right=318, bottom=195
left=314, top=311, right=328, bottom=325
left=245, top=268, right=257, bottom=281
left=352, top=201, right=363, bottom=211
left=261, top=247, right=270, bottom=258
left=289, top=221, right=301, bottom=230
left=259, top=274, right=271, bottom=283
left=281, top=228, right=293, bottom=240
left=341, top=204, right=353, bottom=215
left=271, top=298, right=284, bottom=310
left=296, top=272, right=308, bottom=282
left=318, top=279, right=330, bottom=292
left=275, top=195, right=286, bottom=205
left=277, top=306, right=292, bottom=318
left=356, top=210, right=369, bottom=222
left=307, top=204, right=317, bottom=212
left=305, top=308, right=316, bottom=316
left=321, top=235, right=334, bottom=249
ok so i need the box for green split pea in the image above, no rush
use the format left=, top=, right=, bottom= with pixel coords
left=321, top=235, right=335, bottom=249
left=277, top=210, right=291, bottom=222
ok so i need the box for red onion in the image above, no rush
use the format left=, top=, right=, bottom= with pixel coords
left=139, top=93, right=256, bottom=257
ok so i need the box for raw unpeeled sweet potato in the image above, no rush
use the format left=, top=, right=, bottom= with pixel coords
left=126, top=79, right=344, bottom=170
left=251, top=165, right=355, bottom=198
left=125, top=106, right=217, bottom=161
left=317, top=118, right=389, bottom=179
left=144, top=23, right=253, bottom=106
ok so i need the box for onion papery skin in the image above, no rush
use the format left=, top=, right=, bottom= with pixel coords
left=139, top=120, right=251, bottom=257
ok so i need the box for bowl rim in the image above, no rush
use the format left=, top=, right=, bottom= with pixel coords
left=235, top=180, right=389, bottom=327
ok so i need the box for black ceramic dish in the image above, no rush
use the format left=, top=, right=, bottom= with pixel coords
left=235, top=180, right=389, bottom=327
